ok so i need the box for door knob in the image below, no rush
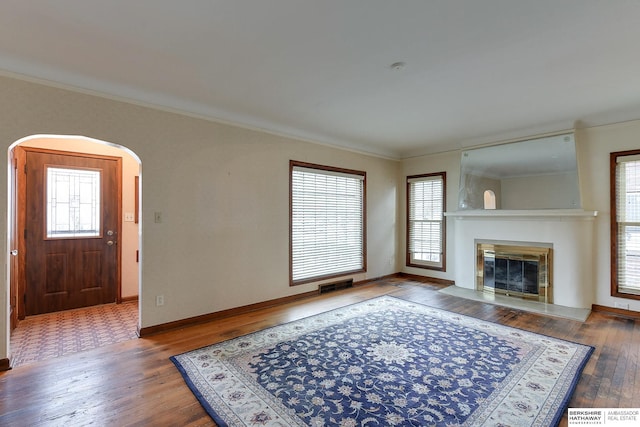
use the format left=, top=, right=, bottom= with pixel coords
left=10, top=249, right=17, bottom=256
left=106, top=241, right=114, bottom=246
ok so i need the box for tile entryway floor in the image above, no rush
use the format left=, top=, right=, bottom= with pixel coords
left=9, top=301, right=138, bottom=368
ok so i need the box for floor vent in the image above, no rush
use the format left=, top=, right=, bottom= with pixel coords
left=318, top=279, right=353, bottom=294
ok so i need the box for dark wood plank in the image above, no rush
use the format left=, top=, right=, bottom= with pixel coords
left=0, top=277, right=638, bottom=426
left=619, top=319, right=640, bottom=408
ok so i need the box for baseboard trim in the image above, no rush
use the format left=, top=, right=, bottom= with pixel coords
left=592, top=304, right=640, bottom=320
left=137, top=273, right=456, bottom=337
left=396, top=272, right=455, bottom=286
left=121, top=296, right=139, bottom=304
left=0, top=357, right=10, bottom=371
left=137, top=274, right=408, bottom=337
left=138, top=289, right=318, bottom=337
left=354, top=273, right=399, bottom=286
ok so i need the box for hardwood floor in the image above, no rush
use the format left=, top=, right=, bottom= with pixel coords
left=0, top=277, right=638, bottom=426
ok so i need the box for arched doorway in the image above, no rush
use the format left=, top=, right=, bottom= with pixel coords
left=8, top=134, right=142, bottom=366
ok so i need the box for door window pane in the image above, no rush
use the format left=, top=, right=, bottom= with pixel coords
left=47, top=167, right=101, bottom=238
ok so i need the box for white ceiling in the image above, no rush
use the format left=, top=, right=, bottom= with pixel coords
left=1, top=1, right=640, bottom=159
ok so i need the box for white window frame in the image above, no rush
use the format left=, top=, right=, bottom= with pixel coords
left=406, top=172, right=446, bottom=270
left=611, top=150, right=640, bottom=300
left=290, top=161, right=366, bottom=285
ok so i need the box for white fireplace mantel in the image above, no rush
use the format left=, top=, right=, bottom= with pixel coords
left=448, top=209, right=598, bottom=309
left=445, top=209, right=598, bottom=219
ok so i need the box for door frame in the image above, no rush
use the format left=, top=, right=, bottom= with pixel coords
left=9, top=150, right=20, bottom=329
left=14, top=146, right=123, bottom=319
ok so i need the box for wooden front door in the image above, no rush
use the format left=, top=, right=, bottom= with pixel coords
left=23, top=148, right=121, bottom=315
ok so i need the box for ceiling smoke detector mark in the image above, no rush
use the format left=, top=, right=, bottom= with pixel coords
left=389, top=61, right=406, bottom=71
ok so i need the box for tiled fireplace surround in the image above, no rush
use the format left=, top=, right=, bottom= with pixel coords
left=446, top=209, right=598, bottom=309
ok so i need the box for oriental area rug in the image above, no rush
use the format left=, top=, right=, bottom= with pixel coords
left=171, top=296, right=593, bottom=427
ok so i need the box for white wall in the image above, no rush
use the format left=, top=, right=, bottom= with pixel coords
left=0, top=76, right=398, bottom=361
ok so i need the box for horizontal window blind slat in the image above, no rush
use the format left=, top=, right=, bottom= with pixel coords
left=615, top=158, right=640, bottom=293
left=407, top=174, right=444, bottom=267
left=291, top=164, right=365, bottom=283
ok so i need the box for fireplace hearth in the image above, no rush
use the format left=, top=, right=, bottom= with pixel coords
left=477, top=242, right=552, bottom=303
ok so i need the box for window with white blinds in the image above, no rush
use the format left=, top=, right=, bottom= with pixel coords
left=407, top=173, right=445, bottom=270
left=290, top=161, right=366, bottom=285
left=612, top=151, right=640, bottom=298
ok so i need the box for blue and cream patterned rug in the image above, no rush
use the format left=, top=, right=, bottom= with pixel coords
left=171, top=296, right=593, bottom=426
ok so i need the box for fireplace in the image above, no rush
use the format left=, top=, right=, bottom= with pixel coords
left=476, top=242, right=552, bottom=303
left=446, top=209, right=596, bottom=309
